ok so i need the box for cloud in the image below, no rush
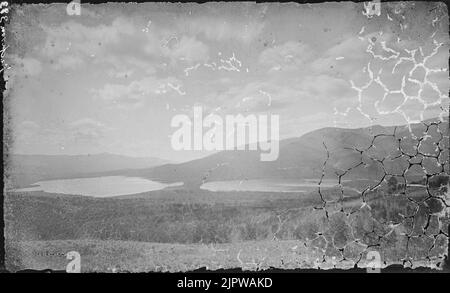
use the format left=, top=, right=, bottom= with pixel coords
left=204, top=81, right=304, bottom=115
left=309, top=32, right=408, bottom=78
left=300, top=74, right=354, bottom=101
left=6, top=55, right=43, bottom=77
left=11, top=120, right=41, bottom=153
left=325, top=34, right=368, bottom=58
left=12, top=117, right=114, bottom=154
left=69, top=118, right=111, bottom=143
left=176, top=16, right=265, bottom=44
left=39, top=17, right=137, bottom=70
left=281, top=112, right=333, bottom=138
left=202, top=72, right=354, bottom=118
left=19, top=120, right=40, bottom=130
left=163, top=35, right=209, bottom=64
left=102, top=55, right=157, bottom=78
left=13, top=120, right=58, bottom=150
left=39, top=16, right=211, bottom=71
left=14, top=120, right=40, bottom=141
left=93, top=76, right=185, bottom=107
left=106, top=68, right=135, bottom=79
left=52, top=55, right=84, bottom=70
left=258, top=41, right=315, bottom=71
left=424, top=42, right=449, bottom=69
left=41, top=17, right=135, bottom=57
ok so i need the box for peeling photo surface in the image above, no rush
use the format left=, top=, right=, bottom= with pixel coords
left=2, top=2, right=450, bottom=273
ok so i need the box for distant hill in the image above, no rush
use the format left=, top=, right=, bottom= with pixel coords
left=5, top=153, right=169, bottom=188
left=5, top=118, right=448, bottom=189
left=109, top=117, right=448, bottom=188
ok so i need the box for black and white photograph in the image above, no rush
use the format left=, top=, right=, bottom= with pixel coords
left=1, top=1, right=449, bottom=276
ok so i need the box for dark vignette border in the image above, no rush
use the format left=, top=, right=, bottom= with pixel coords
left=0, top=0, right=449, bottom=276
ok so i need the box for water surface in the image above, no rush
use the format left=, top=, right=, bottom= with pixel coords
left=200, top=179, right=339, bottom=193
left=14, top=176, right=182, bottom=197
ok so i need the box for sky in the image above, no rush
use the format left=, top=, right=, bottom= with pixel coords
left=5, top=2, right=449, bottom=162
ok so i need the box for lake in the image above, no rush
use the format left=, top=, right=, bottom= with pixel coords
left=200, top=179, right=340, bottom=193
left=13, top=176, right=183, bottom=197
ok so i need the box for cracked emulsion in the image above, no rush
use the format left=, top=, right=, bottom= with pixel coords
left=3, top=2, right=449, bottom=272
left=196, top=5, right=449, bottom=270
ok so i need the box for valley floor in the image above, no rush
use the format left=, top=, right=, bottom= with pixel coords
left=5, top=238, right=445, bottom=272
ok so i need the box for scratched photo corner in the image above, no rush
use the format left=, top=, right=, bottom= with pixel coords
left=1, top=0, right=449, bottom=274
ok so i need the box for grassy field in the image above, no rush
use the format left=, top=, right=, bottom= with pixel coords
left=5, top=239, right=327, bottom=272
left=6, top=235, right=446, bottom=272
left=4, top=183, right=449, bottom=272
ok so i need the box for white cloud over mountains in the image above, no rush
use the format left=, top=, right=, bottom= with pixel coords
left=6, top=2, right=449, bottom=160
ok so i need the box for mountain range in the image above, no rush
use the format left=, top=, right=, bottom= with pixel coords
left=6, top=117, right=448, bottom=189
left=104, top=117, right=449, bottom=188
left=5, top=153, right=169, bottom=188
